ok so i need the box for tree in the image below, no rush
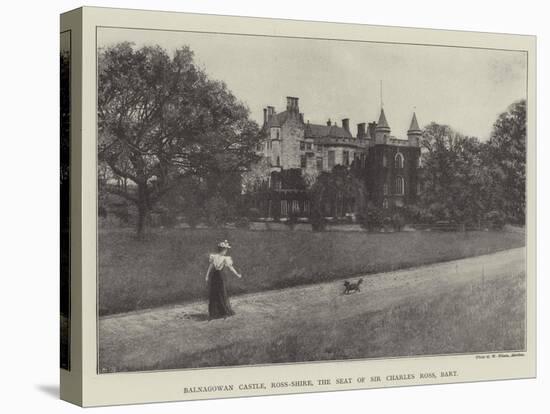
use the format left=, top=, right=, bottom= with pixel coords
left=241, top=157, right=272, bottom=193
left=484, top=100, right=526, bottom=224
left=308, top=165, right=358, bottom=223
left=419, top=123, right=486, bottom=224
left=98, top=43, right=260, bottom=236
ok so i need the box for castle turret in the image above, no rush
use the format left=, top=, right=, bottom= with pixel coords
left=375, top=108, right=391, bottom=144
left=407, top=112, right=422, bottom=147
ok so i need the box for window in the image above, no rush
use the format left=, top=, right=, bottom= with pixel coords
left=395, top=176, right=405, bottom=195
left=343, top=150, right=349, bottom=166
left=300, top=155, right=307, bottom=168
left=316, top=157, right=323, bottom=171
left=328, top=151, right=336, bottom=170
left=382, top=154, right=387, bottom=167
left=383, top=183, right=388, bottom=195
left=281, top=200, right=288, bottom=217
left=300, top=141, right=305, bottom=151
left=306, top=142, right=313, bottom=151
left=266, top=156, right=272, bottom=165
left=276, top=156, right=280, bottom=166
left=417, top=182, right=421, bottom=195
left=315, top=144, right=322, bottom=152
left=271, top=127, right=280, bottom=140
left=395, top=152, right=404, bottom=169
left=276, top=129, right=280, bottom=139
left=383, top=198, right=389, bottom=209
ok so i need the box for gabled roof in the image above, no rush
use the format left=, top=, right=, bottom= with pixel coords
left=376, top=108, right=390, bottom=131
left=264, top=111, right=290, bottom=129
left=408, top=112, right=421, bottom=132
left=304, top=123, right=352, bottom=139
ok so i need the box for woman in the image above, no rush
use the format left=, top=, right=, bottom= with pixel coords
left=205, top=240, right=242, bottom=320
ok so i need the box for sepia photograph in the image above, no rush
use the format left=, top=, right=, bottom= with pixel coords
left=96, top=26, right=527, bottom=374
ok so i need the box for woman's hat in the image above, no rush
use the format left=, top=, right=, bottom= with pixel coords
left=218, top=240, right=231, bottom=249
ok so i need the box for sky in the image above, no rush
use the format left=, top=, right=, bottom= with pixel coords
left=98, top=27, right=527, bottom=140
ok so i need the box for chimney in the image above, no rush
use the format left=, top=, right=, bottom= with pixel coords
left=357, top=123, right=366, bottom=138
left=342, top=118, right=350, bottom=133
left=267, top=106, right=275, bottom=120
left=327, top=118, right=332, bottom=126
left=299, top=113, right=304, bottom=123
left=367, top=122, right=377, bottom=139
left=286, top=96, right=299, bottom=113
left=263, top=108, right=268, bottom=125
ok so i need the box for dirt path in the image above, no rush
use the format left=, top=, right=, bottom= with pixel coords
left=99, top=248, right=525, bottom=372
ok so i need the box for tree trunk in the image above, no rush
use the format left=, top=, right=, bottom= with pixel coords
left=136, top=183, right=150, bottom=239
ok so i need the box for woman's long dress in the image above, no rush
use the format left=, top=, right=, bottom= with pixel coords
left=208, top=255, right=235, bottom=319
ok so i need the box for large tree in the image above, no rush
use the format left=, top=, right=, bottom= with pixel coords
left=98, top=42, right=260, bottom=236
left=419, top=123, right=488, bottom=223
left=484, top=100, right=526, bottom=223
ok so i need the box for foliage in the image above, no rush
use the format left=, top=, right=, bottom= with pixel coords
left=234, top=216, right=250, bottom=229
left=420, top=123, right=486, bottom=223
left=485, top=210, right=506, bottom=230
left=484, top=100, right=526, bottom=224
left=308, top=165, right=363, bottom=225
left=241, top=157, right=272, bottom=193
left=205, top=195, right=234, bottom=228
left=418, top=101, right=526, bottom=227
left=98, top=42, right=260, bottom=236
left=392, top=213, right=406, bottom=232
left=285, top=211, right=298, bottom=230
left=309, top=208, right=326, bottom=232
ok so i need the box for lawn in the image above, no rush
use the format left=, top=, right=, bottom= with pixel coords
left=157, top=271, right=526, bottom=370
left=99, top=228, right=524, bottom=315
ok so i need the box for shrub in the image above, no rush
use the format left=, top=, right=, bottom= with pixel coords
left=205, top=196, right=232, bottom=228
left=159, top=210, right=177, bottom=228
left=286, top=212, right=298, bottom=230
left=366, top=207, right=385, bottom=231
left=310, top=208, right=326, bottom=232
left=247, top=207, right=261, bottom=220
left=392, top=213, right=406, bottom=232
left=234, top=216, right=250, bottom=229
left=485, top=210, right=506, bottom=230
left=98, top=205, right=108, bottom=219
left=112, top=204, right=130, bottom=225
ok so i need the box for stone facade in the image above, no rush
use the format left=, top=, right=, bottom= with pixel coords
left=255, top=96, right=421, bottom=217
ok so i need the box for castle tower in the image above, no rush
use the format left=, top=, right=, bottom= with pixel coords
left=375, top=108, right=391, bottom=144
left=407, top=112, right=422, bottom=147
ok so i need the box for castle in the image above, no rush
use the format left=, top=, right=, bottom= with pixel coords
left=254, top=96, right=422, bottom=219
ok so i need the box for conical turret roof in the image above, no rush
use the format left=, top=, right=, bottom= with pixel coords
left=408, top=112, right=421, bottom=133
left=376, top=108, right=390, bottom=131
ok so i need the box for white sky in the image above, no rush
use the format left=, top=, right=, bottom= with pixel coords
left=98, top=27, right=527, bottom=140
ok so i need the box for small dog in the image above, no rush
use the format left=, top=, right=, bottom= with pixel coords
left=343, top=278, right=363, bottom=294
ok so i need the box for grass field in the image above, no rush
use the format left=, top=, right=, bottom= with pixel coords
left=158, top=271, right=526, bottom=369
left=99, top=228, right=524, bottom=315
left=99, top=249, right=526, bottom=372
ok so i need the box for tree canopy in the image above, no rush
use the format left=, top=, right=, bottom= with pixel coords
left=98, top=42, right=261, bottom=235
left=418, top=99, right=526, bottom=225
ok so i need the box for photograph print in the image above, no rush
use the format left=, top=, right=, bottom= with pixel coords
left=97, top=26, right=527, bottom=374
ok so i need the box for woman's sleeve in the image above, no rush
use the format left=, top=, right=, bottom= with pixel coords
left=225, top=256, right=234, bottom=267
left=208, top=254, right=214, bottom=264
